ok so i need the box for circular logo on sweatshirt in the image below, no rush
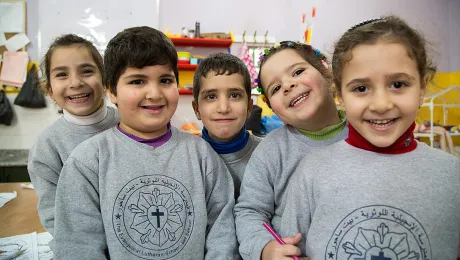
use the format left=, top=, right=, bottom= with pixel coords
left=325, top=205, right=431, bottom=260
left=113, top=175, right=194, bottom=259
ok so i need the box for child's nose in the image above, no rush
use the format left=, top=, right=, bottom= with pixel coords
left=217, top=98, right=230, bottom=113
left=282, top=80, right=296, bottom=94
left=69, top=75, right=84, bottom=89
left=369, top=89, right=394, bottom=113
left=146, top=84, right=161, bottom=99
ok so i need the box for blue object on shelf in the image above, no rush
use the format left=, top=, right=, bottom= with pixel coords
left=261, top=115, right=284, bottom=134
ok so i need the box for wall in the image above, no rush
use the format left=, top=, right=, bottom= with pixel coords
left=448, top=0, right=460, bottom=71
left=1, top=0, right=459, bottom=149
left=160, top=0, right=455, bottom=72
left=0, top=94, right=61, bottom=149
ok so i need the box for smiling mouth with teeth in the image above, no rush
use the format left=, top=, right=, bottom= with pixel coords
left=68, top=93, right=90, bottom=101
left=141, top=105, right=164, bottom=110
left=365, top=118, right=400, bottom=127
left=290, top=92, right=310, bottom=107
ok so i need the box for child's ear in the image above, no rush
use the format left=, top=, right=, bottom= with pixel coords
left=419, top=88, right=426, bottom=107
left=419, top=76, right=428, bottom=107
left=192, top=100, right=201, bottom=120
left=337, top=91, right=345, bottom=110
left=107, top=84, right=117, bottom=105
left=247, top=98, right=254, bottom=118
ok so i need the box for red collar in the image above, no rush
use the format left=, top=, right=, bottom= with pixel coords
left=346, top=122, right=417, bottom=154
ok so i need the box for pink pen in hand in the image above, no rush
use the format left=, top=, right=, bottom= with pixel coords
left=263, top=222, right=301, bottom=260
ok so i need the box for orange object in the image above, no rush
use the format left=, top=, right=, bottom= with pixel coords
left=181, top=122, right=198, bottom=131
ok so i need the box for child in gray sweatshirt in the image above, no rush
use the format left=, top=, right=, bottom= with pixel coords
left=53, top=26, right=238, bottom=259
left=192, top=53, right=262, bottom=198
left=281, top=16, right=460, bottom=260
left=28, top=34, right=119, bottom=241
left=234, top=41, right=348, bottom=260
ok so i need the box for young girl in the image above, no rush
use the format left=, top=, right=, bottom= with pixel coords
left=234, top=41, right=347, bottom=259
left=28, top=34, right=119, bottom=240
left=281, top=16, right=460, bottom=259
left=53, top=26, right=238, bottom=259
left=192, top=53, right=262, bottom=198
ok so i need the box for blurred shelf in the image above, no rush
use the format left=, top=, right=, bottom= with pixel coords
left=178, top=89, right=193, bottom=95
left=178, top=64, right=198, bottom=71
left=170, top=37, right=232, bottom=48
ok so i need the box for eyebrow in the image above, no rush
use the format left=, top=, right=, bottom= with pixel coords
left=345, top=73, right=416, bottom=88
left=200, top=87, right=245, bottom=96
left=345, top=78, right=371, bottom=88
left=124, top=73, right=175, bottom=80
left=50, top=63, right=97, bottom=73
left=385, top=72, right=416, bottom=81
left=267, top=62, right=308, bottom=92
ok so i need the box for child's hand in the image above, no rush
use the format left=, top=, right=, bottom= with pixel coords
left=261, top=233, right=310, bottom=260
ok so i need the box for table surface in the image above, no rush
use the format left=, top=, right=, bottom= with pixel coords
left=0, top=182, right=46, bottom=238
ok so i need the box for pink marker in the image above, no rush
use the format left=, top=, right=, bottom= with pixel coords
left=263, top=222, right=301, bottom=260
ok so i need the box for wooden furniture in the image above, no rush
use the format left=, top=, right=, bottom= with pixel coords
left=0, top=182, right=45, bottom=237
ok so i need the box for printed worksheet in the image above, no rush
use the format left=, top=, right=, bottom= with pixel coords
left=0, top=232, right=38, bottom=260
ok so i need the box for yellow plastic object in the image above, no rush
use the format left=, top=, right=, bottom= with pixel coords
left=178, top=70, right=194, bottom=88
left=177, top=51, right=191, bottom=60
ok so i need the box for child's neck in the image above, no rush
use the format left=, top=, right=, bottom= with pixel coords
left=201, top=125, right=250, bottom=154
left=118, top=122, right=169, bottom=140
left=296, top=97, right=340, bottom=131
left=346, top=123, right=417, bottom=154
left=63, top=100, right=107, bottom=126
left=117, top=122, right=172, bottom=148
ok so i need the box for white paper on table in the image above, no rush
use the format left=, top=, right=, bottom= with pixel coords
left=0, top=2, right=25, bottom=33
left=0, top=191, right=17, bottom=208
left=37, top=232, right=53, bottom=260
left=20, top=183, right=34, bottom=190
left=0, top=33, right=6, bottom=46
left=5, top=33, right=30, bottom=51
left=0, top=232, right=39, bottom=260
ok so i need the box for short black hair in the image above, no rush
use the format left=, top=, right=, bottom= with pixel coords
left=104, top=26, right=178, bottom=94
left=193, top=53, right=251, bottom=104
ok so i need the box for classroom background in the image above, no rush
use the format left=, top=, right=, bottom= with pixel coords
left=1, top=0, right=459, bottom=153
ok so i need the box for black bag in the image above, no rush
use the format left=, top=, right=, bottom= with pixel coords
left=14, top=64, right=47, bottom=108
left=0, top=89, right=14, bottom=125
left=246, top=104, right=262, bottom=134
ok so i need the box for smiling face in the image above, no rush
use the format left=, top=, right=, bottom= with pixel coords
left=259, top=49, right=332, bottom=129
left=192, top=72, right=252, bottom=142
left=109, top=65, right=179, bottom=139
left=49, top=46, right=105, bottom=116
left=338, top=41, right=425, bottom=147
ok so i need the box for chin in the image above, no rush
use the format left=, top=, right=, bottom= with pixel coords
left=368, top=139, right=397, bottom=148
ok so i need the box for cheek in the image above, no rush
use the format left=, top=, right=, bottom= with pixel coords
left=269, top=97, right=284, bottom=115
left=87, top=77, right=104, bottom=90
left=166, top=90, right=179, bottom=107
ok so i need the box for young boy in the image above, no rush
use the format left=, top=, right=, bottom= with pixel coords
left=192, top=53, right=262, bottom=197
left=53, top=27, right=238, bottom=259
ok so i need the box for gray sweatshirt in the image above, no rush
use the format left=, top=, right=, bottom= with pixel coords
left=234, top=125, right=348, bottom=260
left=218, top=134, right=262, bottom=197
left=54, top=127, right=238, bottom=260
left=281, top=140, right=460, bottom=260
left=28, top=106, right=119, bottom=236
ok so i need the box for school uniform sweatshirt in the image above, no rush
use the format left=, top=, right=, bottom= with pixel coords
left=28, top=106, right=119, bottom=237
left=53, top=126, right=239, bottom=260
left=281, top=140, right=460, bottom=260
left=218, top=134, right=262, bottom=197
left=234, top=124, right=348, bottom=260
